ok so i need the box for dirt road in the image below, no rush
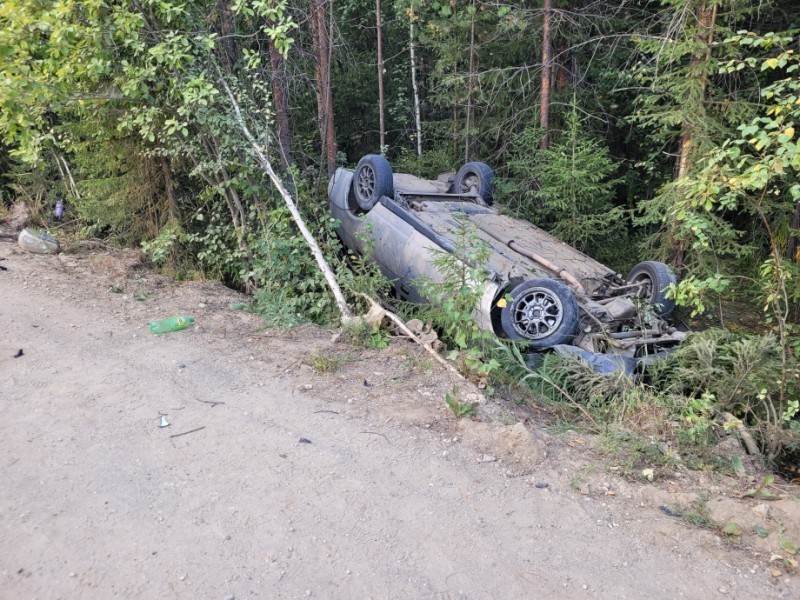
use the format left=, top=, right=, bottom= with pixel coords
left=1, top=241, right=796, bottom=599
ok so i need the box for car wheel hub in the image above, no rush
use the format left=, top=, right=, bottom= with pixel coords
left=357, top=166, right=376, bottom=199
left=632, top=274, right=653, bottom=299
left=512, top=289, right=563, bottom=339
left=460, top=175, right=478, bottom=193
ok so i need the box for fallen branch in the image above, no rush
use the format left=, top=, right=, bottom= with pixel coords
left=219, top=77, right=351, bottom=321
left=169, top=426, right=206, bottom=439
left=196, top=399, right=225, bottom=407
left=356, top=293, right=465, bottom=381
left=360, top=431, right=390, bottom=443
left=722, top=411, right=760, bottom=456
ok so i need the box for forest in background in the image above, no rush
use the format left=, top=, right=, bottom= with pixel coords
left=1, top=1, right=799, bottom=467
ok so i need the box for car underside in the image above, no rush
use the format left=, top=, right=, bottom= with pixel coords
left=329, top=155, right=686, bottom=368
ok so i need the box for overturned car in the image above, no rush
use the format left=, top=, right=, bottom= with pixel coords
left=329, top=154, right=685, bottom=365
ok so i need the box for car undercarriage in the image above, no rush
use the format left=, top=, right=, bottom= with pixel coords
left=330, top=155, right=686, bottom=368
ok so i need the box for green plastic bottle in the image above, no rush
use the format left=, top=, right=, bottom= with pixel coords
left=149, top=315, right=195, bottom=334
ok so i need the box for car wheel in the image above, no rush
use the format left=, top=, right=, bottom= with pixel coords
left=627, top=261, right=677, bottom=318
left=453, top=161, right=494, bottom=205
left=351, top=154, right=394, bottom=212
left=500, top=279, right=579, bottom=349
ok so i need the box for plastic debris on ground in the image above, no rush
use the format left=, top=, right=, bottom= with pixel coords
left=18, top=228, right=60, bottom=254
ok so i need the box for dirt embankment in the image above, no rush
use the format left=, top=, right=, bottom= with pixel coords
left=1, top=233, right=798, bottom=599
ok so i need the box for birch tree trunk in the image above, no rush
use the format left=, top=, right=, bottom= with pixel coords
left=220, top=79, right=351, bottom=320
left=409, top=14, right=422, bottom=157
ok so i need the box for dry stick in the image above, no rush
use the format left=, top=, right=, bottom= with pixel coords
left=357, top=293, right=465, bottom=381
left=196, top=399, right=225, bottom=407
left=219, top=78, right=351, bottom=321
left=722, top=412, right=760, bottom=456
left=169, top=426, right=206, bottom=439
left=360, top=431, right=390, bottom=443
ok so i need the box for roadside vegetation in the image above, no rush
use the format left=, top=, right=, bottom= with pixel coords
left=1, top=1, right=798, bottom=473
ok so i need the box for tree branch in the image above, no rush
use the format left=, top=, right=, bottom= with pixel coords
left=218, top=77, right=351, bottom=320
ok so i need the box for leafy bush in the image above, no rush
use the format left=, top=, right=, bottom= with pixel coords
left=529, top=328, right=800, bottom=467
left=655, top=329, right=799, bottom=460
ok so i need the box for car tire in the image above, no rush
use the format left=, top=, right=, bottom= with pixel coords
left=453, top=161, right=494, bottom=205
left=500, top=279, right=579, bottom=349
left=351, top=154, right=394, bottom=212
left=627, top=261, right=677, bottom=318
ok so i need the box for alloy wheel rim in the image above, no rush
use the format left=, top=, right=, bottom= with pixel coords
left=357, top=166, right=376, bottom=200
left=511, top=288, right=564, bottom=339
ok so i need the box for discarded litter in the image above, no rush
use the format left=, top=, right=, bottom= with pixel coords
left=158, top=416, right=170, bottom=428
left=13, top=349, right=23, bottom=358
left=298, top=438, right=312, bottom=444
left=229, top=302, right=249, bottom=311
left=149, top=315, right=195, bottom=334
left=18, top=228, right=60, bottom=254
left=535, top=482, right=549, bottom=489
left=659, top=505, right=682, bottom=517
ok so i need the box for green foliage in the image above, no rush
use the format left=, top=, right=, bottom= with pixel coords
left=5, top=159, right=61, bottom=223
left=392, top=147, right=457, bottom=180
left=679, top=494, right=717, bottom=529
left=650, top=33, right=800, bottom=458
left=743, top=474, right=778, bottom=499
left=335, top=221, right=393, bottom=300
left=504, top=107, right=625, bottom=262
left=404, top=213, right=531, bottom=390
left=310, top=348, right=349, bottom=374
left=630, top=1, right=753, bottom=173
left=527, top=352, right=653, bottom=427
left=0, top=0, right=112, bottom=162
left=415, top=214, right=492, bottom=350
left=72, top=135, right=168, bottom=243
left=248, top=205, right=341, bottom=326
left=445, top=386, right=478, bottom=419
left=343, top=319, right=391, bottom=350
left=528, top=327, right=800, bottom=467
left=722, top=521, right=743, bottom=539
left=411, top=213, right=507, bottom=386
left=679, top=390, right=716, bottom=445
left=667, top=273, right=730, bottom=317
left=656, top=329, right=799, bottom=450
left=142, top=227, right=182, bottom=267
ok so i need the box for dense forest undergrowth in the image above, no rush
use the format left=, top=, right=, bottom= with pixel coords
left=1, top=1, right=799, bottom=474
